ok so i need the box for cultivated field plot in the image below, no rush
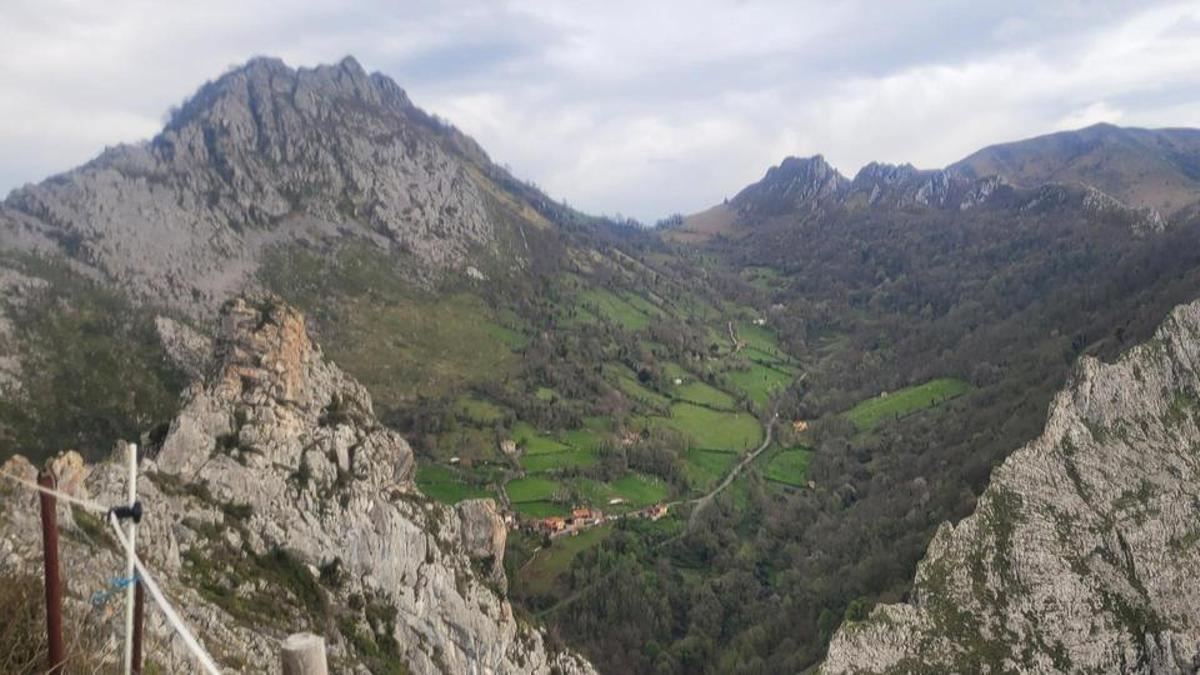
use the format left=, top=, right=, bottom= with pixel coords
left=726, top=362, right=793, bottom=409
left=847, top=377, right=971, bottom=430
left=519, top=524, right=614, bottom=596
left=570, top=473, right=670, bottom=512
left=657, top=403, right=762, bottom=452
left=764, top=447, right=812, bottom=487
left=507, top=476, right=564, bottom=502
left=415, top=464, right=494, bottom=504
left=674, top=379, right=737, bottom=409
left=682, top=449, right=739, bottom=491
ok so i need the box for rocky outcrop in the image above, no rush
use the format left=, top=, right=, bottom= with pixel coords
left=823, top=300, right=1200, bottom=674
left=0, top=296, right=594, bottom=674
left=732, top=155, right=849, bottom=217
left=0, top=56, right=538, bottom=318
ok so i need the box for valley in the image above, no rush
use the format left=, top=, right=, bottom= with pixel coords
left=1, top=55, right=1199, bottom=673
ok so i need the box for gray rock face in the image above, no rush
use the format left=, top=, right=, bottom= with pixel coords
left=823, top=300, right=1200, bottom=674
left=0, top=56, right=513, bottom=318
left=0, top=297, right=594, bottom=674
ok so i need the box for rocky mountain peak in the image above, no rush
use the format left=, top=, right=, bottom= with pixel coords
left=0, top=55, right=526, bottom=317
left=731, top=154, right=849, bottom=217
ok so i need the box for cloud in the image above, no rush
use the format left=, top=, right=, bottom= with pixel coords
left=1, top=0, right=1198, bottom=222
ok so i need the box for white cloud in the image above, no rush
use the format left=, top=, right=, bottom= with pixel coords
left=1, top=0, right=1198, bottom=221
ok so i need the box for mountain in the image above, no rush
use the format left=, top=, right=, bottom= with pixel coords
left=0, top=56, right=569, bottom=317
left=823, top=298, right=1200, bottom=673
left=951, top=123, right=1200, bottom=221
left=0, top=296, right=596, bottom=673
left=4, top=53, right=1200, bottom=675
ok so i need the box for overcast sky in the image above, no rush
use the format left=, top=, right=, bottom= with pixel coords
left=2, top=1, right=1199, bottom=222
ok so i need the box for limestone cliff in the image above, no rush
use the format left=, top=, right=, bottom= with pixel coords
left=0, top=297, right=594, bottom=674
left=0, top=56, right=552, bottom=318
left=822, top=300, right=1200, bottom=674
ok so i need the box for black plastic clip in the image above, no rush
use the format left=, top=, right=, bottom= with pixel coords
left=110, top=501, right=143, bottom=524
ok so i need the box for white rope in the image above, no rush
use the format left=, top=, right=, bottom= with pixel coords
left=107, top=513, right=221, bottom=675
left=0, top=470, right=110, bottom=514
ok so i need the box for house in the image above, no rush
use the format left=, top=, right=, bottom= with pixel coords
left=571, top=507, right=603, bottom=524
left=752, top=318, right=767, bottom=326
left=535, top=516, right=566, bottom=533
left=646, top=504, right=669, bottom=521
left=608, top=497, right=626, bottom=506
left=448, top=456, right=461, bottom=464
left=791, top=420, right=809, bottom=432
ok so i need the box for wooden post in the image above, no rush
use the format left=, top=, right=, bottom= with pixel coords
left=37, top=471, right=65, bottom=675
left=281, top=633, right=328, bottom=675
left=131, top=581, right=145, bottom=675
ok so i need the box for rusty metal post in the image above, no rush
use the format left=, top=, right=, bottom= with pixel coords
left=132, top=581, right=145, bottom=674
left=37, top=471, right=65, bottom=674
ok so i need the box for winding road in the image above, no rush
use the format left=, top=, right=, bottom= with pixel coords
left=684, top=401, right=779, bottom=530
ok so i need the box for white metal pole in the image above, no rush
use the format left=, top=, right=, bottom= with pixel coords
left=123, top=442, right=138, bottom=675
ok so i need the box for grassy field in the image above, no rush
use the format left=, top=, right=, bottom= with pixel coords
left=512, top=501, right=569, bottom=518
left=484, top=322, right=528, bottom=349
left=658, top=403, right=762, bottom=452
left=847, top=378, right=971, bottom=430
left=764, top=447, right=812, bottom=486
left=261, top=244, right=518, bottom=411
left=682, top=450, right=739, bottom=491
left=609, top=473, right=670, bottom=504
left=580, top=289, right=652, bottom=331
left=675, top=379, right=737, bottom=409
left=521, top=449, right=598, bottom=472
left=415, top=464, right=493, bottom=504
left=507, top=476, right=565, bottom=502
left=512, top=422, right=571, bottom=455
left=726, top=362, right=794, bottom=408
left=457, top=396, right=506, bottom=425
left=519, top=524, right=613, bottom=596
left=612, top=368, right=672, bottom=408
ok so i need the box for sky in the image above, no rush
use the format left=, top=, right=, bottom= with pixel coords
left=1, top=1, right=1199, bottom=223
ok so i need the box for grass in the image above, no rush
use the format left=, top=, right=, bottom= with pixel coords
left=519, top=524, right=613, bottom=596
left=764, top=447, right=812, bottom=487
left=415, top=464, right=493, bottom=504
left=484, top=322, right=528, bottom=349
left=507, top=476, right=565, bottom=503
left=579, top=289, right=652, bottom=331
left=847, top=377, right=972, bottom=431
left=512, top=501, right=569, bottom=518
left=521, top=450, right=598, bottom=473
left=726, top=362, right=794, bottom=408
left=657, top=403, right=762, bottom=452
left=609, top=473, right=670, bottom=505
left=612, top=368, right=671, bottom=408
left=457, top=396, right=506, bottom=425
left=682, top=450, right=739, bottom=492
left=568, top=473, right=669, bottom=511
left=737, top=321, right=786, bottom=356
left=564, top=427, right=605, bottom=450
left=675, top=380, right=737, bottom=409
left=512, top=422, right=571, bottom=455
left=260, top=243, right=518, bottom=412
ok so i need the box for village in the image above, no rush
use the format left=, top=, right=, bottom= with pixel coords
left=513, top=502, right=670, bottom=539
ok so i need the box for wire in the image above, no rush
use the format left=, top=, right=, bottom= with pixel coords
left=1, top=466, right=223, bottom=673
left=0, top=470, right=110, bottom=514
left=107, top=513, right=222, bottom=675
